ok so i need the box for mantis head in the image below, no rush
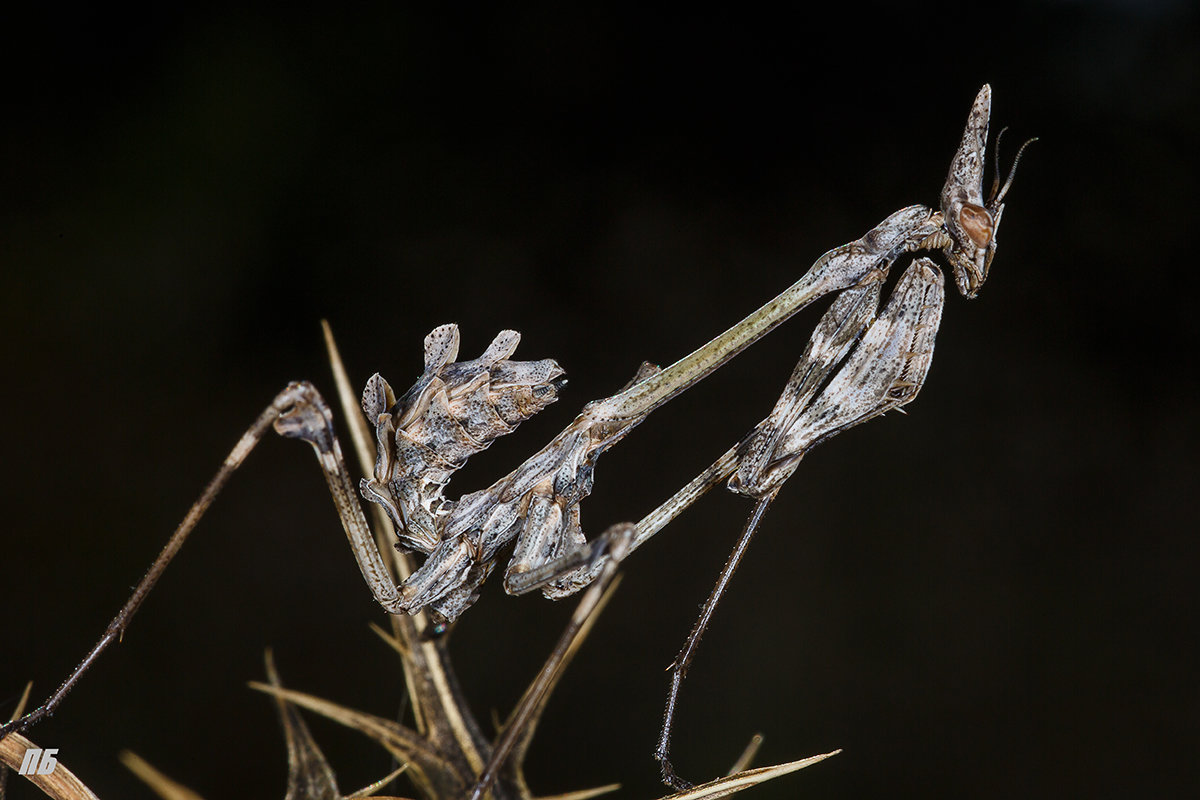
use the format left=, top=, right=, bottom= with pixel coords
left=940, top=84, right=1035, bottom=298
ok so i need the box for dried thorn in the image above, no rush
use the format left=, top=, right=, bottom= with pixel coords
left=470, top=526, right=633, bottom=800
left=322, top=320, right=377, bottom=482
left=506, top=573, right=624, bottom=767
left=658, top=750, right=840, bottom=800
left=263, top=650, right=344, bottom=800
left=534, top=783, right=622, bottom=800
left=248, top=682, right=441, bottom=771
left=345, top=764, right=409, bottom=798
left=724, top=734, right=764, bottom=777
left=369, top=621, right=411, bottom=659
left=8, top=683, right=33, bottom=723
left=120, top=751, right=206, bottom=800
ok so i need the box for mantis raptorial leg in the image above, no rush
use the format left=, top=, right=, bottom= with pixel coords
left=654, top=257, right=946, bottom=788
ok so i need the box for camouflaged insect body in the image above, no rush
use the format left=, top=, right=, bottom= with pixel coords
left=345, top=87, right=1026, bottom=625
left=360, top=324, right=566, bottom=556
left=0, top=87, right=1032, bottom=760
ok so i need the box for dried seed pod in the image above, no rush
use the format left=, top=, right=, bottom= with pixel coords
left=360, top=324, right=566, bottom=552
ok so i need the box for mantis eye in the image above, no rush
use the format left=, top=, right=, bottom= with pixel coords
left=959, top=203, right=994, bottom=248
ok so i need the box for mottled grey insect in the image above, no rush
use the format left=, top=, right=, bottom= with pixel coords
left=2, top=87, right=1032, bottom=792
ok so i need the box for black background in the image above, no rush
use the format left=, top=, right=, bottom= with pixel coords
left=2, top=2, right=1197, bottom=798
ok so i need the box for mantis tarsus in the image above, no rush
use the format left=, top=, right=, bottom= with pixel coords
left=1, top=84, right=1032, bottom=793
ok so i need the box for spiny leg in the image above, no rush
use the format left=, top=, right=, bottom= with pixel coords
left=0, top=384, right=317, bottom=742
left=272, top=381, right=406, bottom=614
left=655, top=490, right=778, bottom=791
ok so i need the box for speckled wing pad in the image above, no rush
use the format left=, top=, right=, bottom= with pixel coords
left=359, top=324, right=565, bottom=553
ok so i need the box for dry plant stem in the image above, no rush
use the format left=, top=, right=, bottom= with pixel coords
left=468, top=523, right=635, bottom=800
left=0, top=732, right=99, bottom=800
left=655, top=491, right=778, bottom=791
left=0, top=389, right=310, bottom=743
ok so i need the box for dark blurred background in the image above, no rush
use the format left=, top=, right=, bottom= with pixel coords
left=2, top=2, right=1196, bottom=798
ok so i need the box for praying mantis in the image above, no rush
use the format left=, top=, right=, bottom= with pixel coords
left=1, top=84, right=1031, bottom=792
